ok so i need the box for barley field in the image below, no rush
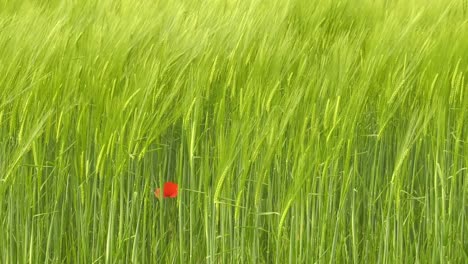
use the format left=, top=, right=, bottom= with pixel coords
left=0, top=0, right=467, bottom=263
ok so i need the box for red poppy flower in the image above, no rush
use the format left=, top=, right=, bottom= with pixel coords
left=154, top=182, right=178, bottom=199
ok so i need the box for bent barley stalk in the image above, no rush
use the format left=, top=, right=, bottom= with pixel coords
left=0, top=0, right=467, bottom=263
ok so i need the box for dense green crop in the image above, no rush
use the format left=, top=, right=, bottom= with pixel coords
left=0, top=0, right=467, bottom=263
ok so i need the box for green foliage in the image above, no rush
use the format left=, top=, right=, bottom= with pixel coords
left=0, top=0, right=467, bottom=263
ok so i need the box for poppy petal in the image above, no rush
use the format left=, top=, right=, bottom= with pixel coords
left=154, top=188, right=161, bottom=199
left=163, top=182, right=178, bottom=198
